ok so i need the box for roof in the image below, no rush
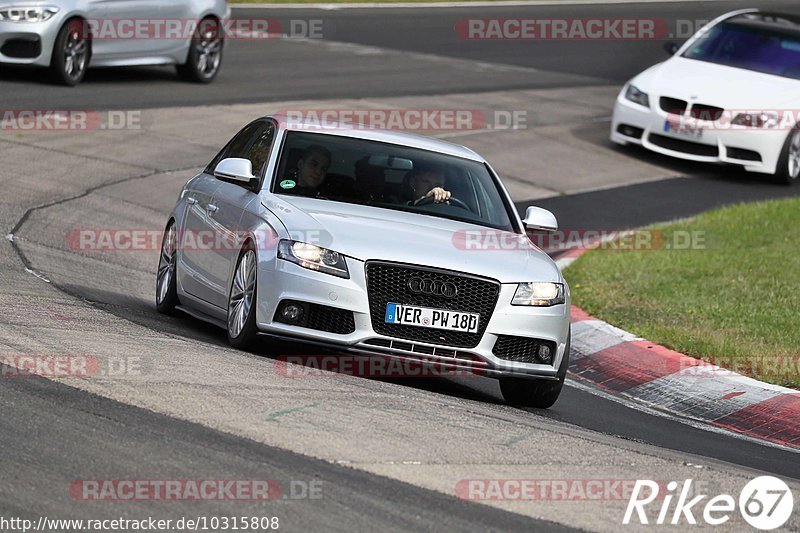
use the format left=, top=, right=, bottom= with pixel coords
left=268, top=112, right=485, bottom=162
left=727, top=11, right=800, bottom=37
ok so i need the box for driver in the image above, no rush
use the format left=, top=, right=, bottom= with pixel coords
left=404, top=165, right=452, bottom=205
left=286, top=145, right=332, bottom=198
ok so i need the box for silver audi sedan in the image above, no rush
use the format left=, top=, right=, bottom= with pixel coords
left=156, top=115, right=572, bottom=407
left=0, top=0, right=228, bottom=85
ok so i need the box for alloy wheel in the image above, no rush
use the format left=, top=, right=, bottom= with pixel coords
left=228, top=250, right=256, bottom=339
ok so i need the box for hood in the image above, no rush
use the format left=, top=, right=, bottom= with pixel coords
left=636, top=57, right=800, bottom=109
left=263, top=196, right=561, bottom=284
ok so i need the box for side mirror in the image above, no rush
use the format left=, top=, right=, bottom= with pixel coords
left=214, top=158, right=256, bottom=185
left=523, top=206, right=558, bottom=232
left=664, top=41, right=680, bottom=55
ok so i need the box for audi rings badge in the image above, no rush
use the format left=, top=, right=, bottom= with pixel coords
left=407, top=277, right=458, bottom=298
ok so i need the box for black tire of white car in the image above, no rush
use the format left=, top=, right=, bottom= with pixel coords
left=499, top=329, right=570, bottom=409
left=176, top=18, right=223, bottom=84
left=775, top=126, right=800, bottom=186
left=227, top=244, right=260, bottom=350
left=50, top=18, right=89, bottom=86
left=155, top=221, right=180, bottom=315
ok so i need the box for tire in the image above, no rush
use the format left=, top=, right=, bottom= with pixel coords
left=499, top=329, right=571, bottom=409
left=156, top=221, right=180, bottom=314
left=774, top=127, right=800, bottom=186
left=227, top=243, right=260, bottom=350
left=176, top=17, right=223, bottom=83
left=50, top=18, right=89, bottom=86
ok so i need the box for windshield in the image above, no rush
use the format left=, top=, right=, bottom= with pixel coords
left=271, top=131, right=516, bottom=231
left=682, top=19, right=800, bottom=80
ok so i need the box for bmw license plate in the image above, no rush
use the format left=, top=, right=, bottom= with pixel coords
left=664, top=118, right=703, bottom=139
left=385, top=303, right=479, bottom=333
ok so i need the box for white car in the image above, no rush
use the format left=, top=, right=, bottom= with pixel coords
left=0, top=0, right=228, bottom=85
left=611, top=10, right=800, bottom=185
left=156, top=115, right=572, bottom=408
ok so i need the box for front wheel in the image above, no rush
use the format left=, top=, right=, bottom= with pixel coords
left=50, top=18, right=89, bottom=86
left=499, top=330, right=570, bottom=409
left=227, top=245, right=260, bottom=350
left=176, top=18, right=223, bottom=83
left=774, top=128, right=800, bottom=186
left=156, top=221, right=179, bottom=314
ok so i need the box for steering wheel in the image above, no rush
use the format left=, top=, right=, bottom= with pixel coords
left=415, top=195, right=470, bottom=210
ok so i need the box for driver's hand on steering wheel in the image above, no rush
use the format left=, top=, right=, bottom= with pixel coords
left=416, top=186, right=451, bottom=204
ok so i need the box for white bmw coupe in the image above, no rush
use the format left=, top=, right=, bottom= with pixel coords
left=611, top=10, right=800, bottom=185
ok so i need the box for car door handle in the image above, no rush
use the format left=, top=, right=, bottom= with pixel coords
left=186, top=197, right=197, bottom=205
left=206, top=204, right=219, bottom=213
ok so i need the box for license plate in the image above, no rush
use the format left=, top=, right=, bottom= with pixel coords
left=664, top=118, right=703, bottom=139
left=384, top=303, right=479, bottom=333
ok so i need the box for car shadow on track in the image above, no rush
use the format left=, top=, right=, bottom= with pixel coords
left=65, top=285, right=508, bottom=405
left=0, top=64, right=179, bottom=85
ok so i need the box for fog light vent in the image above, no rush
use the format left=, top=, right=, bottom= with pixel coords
left=493, top=335, right=556, bottom=365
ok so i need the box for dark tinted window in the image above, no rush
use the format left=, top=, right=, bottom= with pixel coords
left=247, top=123, right=276, bottom=177
left=271, top=131, right=515, bottom=231
left=206, top=121, right=275, bottom=178
left=683, top=19, right=800, bottom=80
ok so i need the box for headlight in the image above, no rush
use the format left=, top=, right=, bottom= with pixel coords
left=624, top=84, right=650, bottom=108
left=512, top=282, right=565, bottom=307
left=0, top=6, right=59, bottom=22
left=731, top=111, right=779, bottom=129
left=277, top=240, right=349, bottom=279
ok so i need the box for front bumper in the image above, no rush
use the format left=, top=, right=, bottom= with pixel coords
left=255, top=257, right=570, bottom=380
left=0, top=17, right=62, bottom=66
left=610, top=89, right=786, bottom=175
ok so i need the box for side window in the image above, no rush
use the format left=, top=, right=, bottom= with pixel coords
left=246, top=122, right=276, bottom=178
left=204, top=121, right=266, bottom=175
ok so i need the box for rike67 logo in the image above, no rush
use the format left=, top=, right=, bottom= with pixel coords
left=624, top=476, right=794, bottom=529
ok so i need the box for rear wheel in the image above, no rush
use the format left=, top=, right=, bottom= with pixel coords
left=227, top=244, right=260, bottom=350
left=50, top=18, right=89, bottom=86
left=499, top=330, right=570, bottom=409
left=177, top=17, right=223, bottom=83
left=774, top=127, right=800, bottom=186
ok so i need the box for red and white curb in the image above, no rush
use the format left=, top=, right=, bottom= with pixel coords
left=555, top=253, right=800, bottom=451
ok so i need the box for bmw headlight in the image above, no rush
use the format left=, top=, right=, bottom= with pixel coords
left=512, top=282, right=565, bottom=307
left=278, top=240, right=349, bottom=279
left=624, top=84, right=650, bottom=108
left=0, top=6, right=59, bottom=22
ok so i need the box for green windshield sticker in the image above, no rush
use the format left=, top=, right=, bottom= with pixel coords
left=280, top=180, right=296, bottom=189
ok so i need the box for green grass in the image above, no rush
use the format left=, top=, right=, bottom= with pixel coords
left=564, top=197, right=800, bottom=388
